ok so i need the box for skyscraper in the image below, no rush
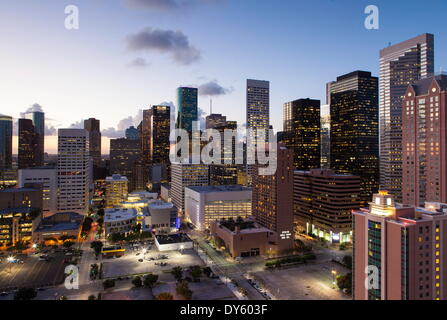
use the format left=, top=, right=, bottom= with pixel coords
left=84, top=118, right=101, bottom=167
left=150, top=105, right=171, bottom=166
left=320, top=104, right=330, bottom=169
left=125, top=126, right=139, bottom=140
left=176, top=87, right=198, bottom=133
left=380, top=34, right=435, bottom=202
left=141, top=108, right=153, bottom=166
left=330, top=71, right=379, bottom=205
left=283, top=98, right=321, bottom=170
left=24, top=110, right=44, bottom=166
left=109, top=138, right=141, bottom=192
left=0, top=115, right=13, bottom=170
left=353, top=191, right=447, bottom=300
left=57, top=129, right=90, bottom=214
left=252, top=145, right=294, bottom=254
left=402, top=74, right=447, bottom=207
left=18, top=118, right=38, bottom=169
left=206, top=113, right=227, bottom=130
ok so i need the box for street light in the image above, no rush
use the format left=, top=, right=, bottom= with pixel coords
left=180, top=244, right=185, bottom=255
left=331, top=270, right=337, bottom=287
left=7, top=256, right=15, bottom=273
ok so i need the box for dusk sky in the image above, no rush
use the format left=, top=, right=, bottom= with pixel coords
left=1, top=0, right=447, bottom=154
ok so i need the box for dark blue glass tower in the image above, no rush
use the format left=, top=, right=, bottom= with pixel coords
left=176, top=87, right=198, bottom=133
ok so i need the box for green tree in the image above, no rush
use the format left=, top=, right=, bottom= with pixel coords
left=103, top=279, right=115, bottom=289
left=14, top=288, right=37, bottom=300
left=87, top=294, right=96, bottom=300
left=176, top=280, right=192, bottom=300
left=82, top=217, right=94, bottom=233
left=156, top=292, right=174, bottom=300
left=171, top=266, right=183, bottom=281
left=342, top=255, right=353, bottom=269
left=336, top=273, right=352, bottom=295
left=132, top=223, right=142, bottom=233
left=143, top=274, right=159, bottom=288
left=190, top=265, right=202, bottom=282
left=90, top=241, right=103, bottom=257
left=63, top=241, right=75, bottom=249
left=132, top=276, right=143, bottom=288
left=97, top=208, right=105, bottom=217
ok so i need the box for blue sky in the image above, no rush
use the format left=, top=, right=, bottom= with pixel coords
left=0, top=0, right=446, bottom=153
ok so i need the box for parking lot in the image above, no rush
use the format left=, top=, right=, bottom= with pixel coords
left=0, top=250, right=69, bottom=293
left=102, top=243, right=205, bottom=279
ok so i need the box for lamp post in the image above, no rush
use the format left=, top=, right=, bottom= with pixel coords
left=331, top=270, right=337, bottom=288
left=180, top=244, right=184, bottom=255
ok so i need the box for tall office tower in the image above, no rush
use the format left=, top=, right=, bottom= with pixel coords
left=380, top=34, right=435, bottom=202
left=171, top=162, right=209, bottom=213
left=283, top=98, right=321, bottom=170
left=353, top=191, right=447, bottom=300
left=141, top=108, right=153, bottom=165
left=209, top=120, right=239, bottom=185
left=330, top=71, right=379, bottom=206
left=150, top=105, right=171, bottom=166
left=18, top=118, right=38, bottom=169
left=294, top=169, right=360, bottom=243
left=320, top=104, right=330, bottom=169
left=252, top=145, right=294, bottom=254
left=402, top=75, right=447, bottom=207
left=109, top=138, right=141, bottom=192
left=0, top=115, right=13, bottom=170
left=105, top=174, right=128, bottom=208
left=57, top=129, right=90, bottom=214
left=24, top=110, right=44, bottom=166
left=84, top=118, right=101, bottom=167
left=125, top=126, right=139, bottom=140
left=176, top=87, right=198, bottom=133
left=246, top=79, right=270, bottom=185
left=206, top=113, right=227, bottom=129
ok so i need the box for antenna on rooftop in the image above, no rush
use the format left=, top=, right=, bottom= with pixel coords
left=209, top=97, right=213, bottom=115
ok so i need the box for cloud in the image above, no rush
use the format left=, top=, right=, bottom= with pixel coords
left=124, top=0, right=223, bottom=11
left=101, top=110, right=144, bottom=138
left=198, top=80, right=232, bottom=96
left=126, top=27, right=201, bottom=65
left=101, top=127, right=125, bottom=139
left=69, top=120, right=85, bottom=129
left=127, top=57, right=150, bottom=68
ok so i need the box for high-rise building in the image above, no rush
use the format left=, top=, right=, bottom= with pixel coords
left=252, top=145, right=294, bottom=254
left=57, top=129, right=90, bottom=214
left=18, top=166, right=58, bottom=214
left=171, top=162, right=209, bottom=213
left=320, top=104, right=330, bottom=169
left=105, top=174, right=129, bottom=208
left=176, top=87, right=198, bottom=133
left=125, top=126, right=139, bottom=140
left=353, top=191, right=447, bottom=300
left=330, top=71, right=379, bottom=205
left=150, top=105, right=171, bottom=166
left=24, top=110, right=44, bottom=166
left=283, top=98, right=321, bottom=170
left=109, top=138, right=141, bottom=192
left=0, top=115, right=13, bottom=170
left=84, top=118, right=102, bottom=167
left=380, top=34, right=435, bottom=202
left=141, top=109, right=153, bottom=165
left=18, top=118, right=38, bottom=169
left=294, top=169, right=360, bottom=243
left=206, top=113, right=227, bottom=129
left=402, top=74, right=447, bottom=207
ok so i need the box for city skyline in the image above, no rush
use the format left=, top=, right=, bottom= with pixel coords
left=1, top=1, right=447, bottom=154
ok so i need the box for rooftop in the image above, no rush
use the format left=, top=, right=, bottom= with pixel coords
left=186, top=185, right=251, bottom=193
left=106, top=174, right=128, bottom=182
left=35, top=212, right=83, bottom=233
left=104, top=208, right=137, bottom=222
left=155, top=233, right=192, bottom=245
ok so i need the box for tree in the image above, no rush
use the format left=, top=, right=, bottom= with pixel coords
left=14, top=288, right=37, bottom=300
left=132, top=223, right=142, bottom=234
left=103, top=279, right=115, bottom=290
left=336, top=273, right=352, bottom=295
left=156, top=292, right=174, bottom=300
left=342, top=255, right=353, bottom=269
left=97, top=208, right=105, bottom=217
left=171, top=266, right=183, bottom=282
left=82, top=217, right=93, bottom=233
left=63, top=241, right=75, bottom=249
left=190, top=266, right=202, bottom=282
left=90, top=241, right=103, bottom=257
left=143, top=274, right=159, bottom=288
left=176, top=280, right=192, bottom=300
left=87, top=294, right=96, bottom=300
left=97, top=217, right=104, bottom=227
left=203, top=266, right=212, bottom=277
left=132, top=276, right=143, bottom=288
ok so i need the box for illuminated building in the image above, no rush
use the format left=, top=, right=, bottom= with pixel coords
left=206, top=113, right=227, bottom=129
left=283, top=98, right=321, bottom=170
left=294, top=169, right=360, bottom=243
left=109, top=137, right=141, bottom=192
left=0, top=185, right=43, bottom=246
left=104, top=208, right=137, bottom=236
left=57, top=129, right=91, bottom=214
left=105, top=174, right=128, bottom=208
left=402, top=74, right=447, bottom=207
left=320, top=104, right=330, bottom=169
left=353, top=191, right=447, bottom=300
left=84, top=118, right=102, bottom=169
left=329, top=71, right=379, bottom=206
left=18, top=166, right=58, bottom=214
left=171, top=162, right=209, bottom=213
left=184, top=185, right=252, bottom=231
left=380, top=34, right=435, bottom=202
left=176, top=87, right=198, bottom=133
left=252, top=145, right=294, bottom=253
left=33, top=211, right=83, bottom=244
left=23, top=110, right=44, bottom=167
left=0, top=114, right=13, bottom=170
left=150, top=105, right=171, bottom=166
left=18, top=118, right=38, bottom=169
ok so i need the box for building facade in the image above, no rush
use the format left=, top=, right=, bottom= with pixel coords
left=353, top=191, right=447, bottom=300
left=109, top=137, right=141, bottom=192
left=105, top=174, right=129, bottom=208
left=24, top=110, right=44, bottom=167
left=294, top=169, right=360, bottom=243
left=176, top=87, right=198, bottom=133
left=283, top=98, right=321, bottom=170
left=380, top=34, right=435, bottom=202
left=84, top=118, right=102, bottom=167
left=402, top=74, right=447, bottom=207
left=18, top=118, right=38, bottom=169
left=330, top=71, right=379, bottom=205
left=0, top=115, right=13, bottom=170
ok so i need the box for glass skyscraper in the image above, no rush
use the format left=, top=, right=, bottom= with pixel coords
left=0, top=115, right=13, bottom=170
left=24, top=110, right=45, bottom=166
left=176, top=87, right=198, bottom=133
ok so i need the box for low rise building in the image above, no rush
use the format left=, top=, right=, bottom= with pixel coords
left=145, top=200, right=178, bottom=232
left=104, top=208, right=137, bottom=236
left=33, top=212, right=84, bottom=244
left=154, top=233, right=193, bottom=252
left=184, top=185, right=252, bottom=231
left=105, top=174, right=129, bottom=208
